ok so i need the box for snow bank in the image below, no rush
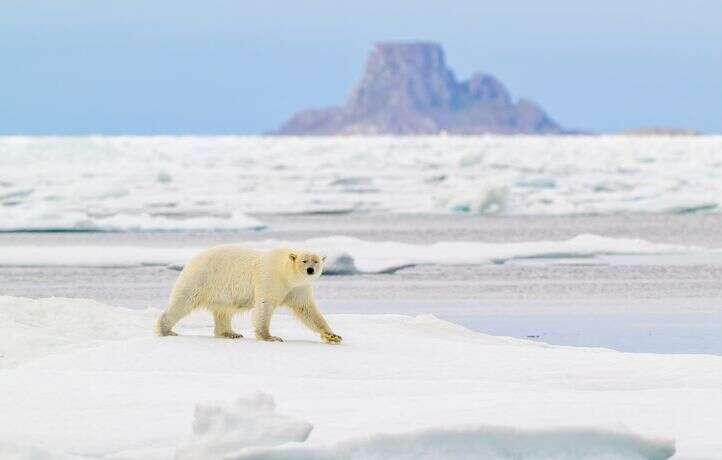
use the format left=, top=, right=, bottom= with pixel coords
left=176, top=393, right=312, bottom=460
left=232, top=424, right=674, bottom=460
left=0, top=235, right=700, bottom=275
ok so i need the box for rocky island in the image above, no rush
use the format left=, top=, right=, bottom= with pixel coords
left=276, top=42, right=565, bottom=135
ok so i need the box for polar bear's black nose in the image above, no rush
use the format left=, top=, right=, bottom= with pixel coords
left=307, top=267, right=315, bottom=275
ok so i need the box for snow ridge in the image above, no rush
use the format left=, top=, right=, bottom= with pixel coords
left=230, top=424, right=675, bottom=460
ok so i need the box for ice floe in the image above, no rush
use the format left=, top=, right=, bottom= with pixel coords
left=0, top=234, right=703, bottom=275
left=3, top=296, right=721, bottom=458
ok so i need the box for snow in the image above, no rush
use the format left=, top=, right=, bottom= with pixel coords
left=0, top=234, right=701, bottom=275
left=2, top=296, right=722, bottom=458
left=2, top=135, right=722, bottom=231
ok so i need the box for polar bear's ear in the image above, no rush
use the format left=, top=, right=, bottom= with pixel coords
left=321, top=255, right=327, bottom=262
left=289, top=253, right=297, bottom=261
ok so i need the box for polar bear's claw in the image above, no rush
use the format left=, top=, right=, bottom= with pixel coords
left=257, top=335, right=284, bottom=342
left=322, top=332, right=343, bottom=344
left=220, top=332, right=243, bottom=339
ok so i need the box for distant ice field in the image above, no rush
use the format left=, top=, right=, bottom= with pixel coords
left=1, top=135, right=721, bottom=231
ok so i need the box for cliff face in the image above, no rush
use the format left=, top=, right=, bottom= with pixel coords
left=277, top=42, right=564, bottom=135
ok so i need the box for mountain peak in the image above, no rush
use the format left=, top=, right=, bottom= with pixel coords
left=277, top=42, right=564, bottom=135
left=347, top=41, right=457, bottom=114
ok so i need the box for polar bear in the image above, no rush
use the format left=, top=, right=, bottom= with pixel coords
left=156, top=245, right=342, bottom=344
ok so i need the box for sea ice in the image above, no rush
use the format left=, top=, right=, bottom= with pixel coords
left=2, top=136, right=722, bottom=230
left=0, top=234, right=702, bottom=275
left=1, top=296, right=720, bottom=458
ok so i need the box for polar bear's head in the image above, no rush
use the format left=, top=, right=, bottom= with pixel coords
left=289, top=251, right=326, bottom=282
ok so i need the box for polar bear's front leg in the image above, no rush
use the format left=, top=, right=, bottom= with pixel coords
left=253, top=300, right=283, bottom=342
left=285, top=287, right=342, bottom=344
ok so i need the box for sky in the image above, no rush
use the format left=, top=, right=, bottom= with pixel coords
left=1, top=1, right=721, bottom=134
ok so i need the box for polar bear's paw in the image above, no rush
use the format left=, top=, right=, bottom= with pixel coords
left=256, top=334, right=284, bottom=342
left=219, top=332, right=244, bottom=339
left=321, top=332, right=343, bottom=344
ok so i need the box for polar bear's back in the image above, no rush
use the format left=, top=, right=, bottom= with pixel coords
left=170, top=245, right=268, bottom=309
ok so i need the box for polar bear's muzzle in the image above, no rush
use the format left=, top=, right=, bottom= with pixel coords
left=306, top=267, right=315, bottom=275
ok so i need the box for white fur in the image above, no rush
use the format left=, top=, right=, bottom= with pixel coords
left=156, top=245, right=342, bottom=344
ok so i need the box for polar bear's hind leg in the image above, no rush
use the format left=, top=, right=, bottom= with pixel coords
left=213, top=310, right=243, bottom=339
left=156, top=297, right=195, bottom=336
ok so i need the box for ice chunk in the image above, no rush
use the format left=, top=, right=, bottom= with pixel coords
left=329, top=177, right=372, bottom=187
left=321, top=253, right=359, bottom=275
left=458, top=152, right=484, bottom=167
left=516, top=176, right=557, bottom=189
left=437, top=185, right=509, bottom=214
left=157, top=171, right=173, bottom=183
left=176, top=393, right=313, bottom=460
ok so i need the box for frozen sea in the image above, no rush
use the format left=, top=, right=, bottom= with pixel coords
left=3, top=136, right=722, bottom=458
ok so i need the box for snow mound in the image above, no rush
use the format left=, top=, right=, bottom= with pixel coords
left=0, top=296, right=155, bottom=368
left=176, top=393, right=312, bottom=460
left=231, top=425, right=674, bottom=460
left=0, top=234, right=701, bottom=275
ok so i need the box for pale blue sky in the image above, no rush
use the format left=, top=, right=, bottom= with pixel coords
left=1, top=1, right=720, bottom=134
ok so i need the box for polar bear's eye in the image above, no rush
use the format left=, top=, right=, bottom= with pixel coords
left=302, top=260, right=308, bottom=263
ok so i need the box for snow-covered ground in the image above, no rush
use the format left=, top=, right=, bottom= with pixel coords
left=8, top=296, right=722, bottom=459
left=1, top=136, right=722, bottom=231
left=3, top=135, right=721, bottom=458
